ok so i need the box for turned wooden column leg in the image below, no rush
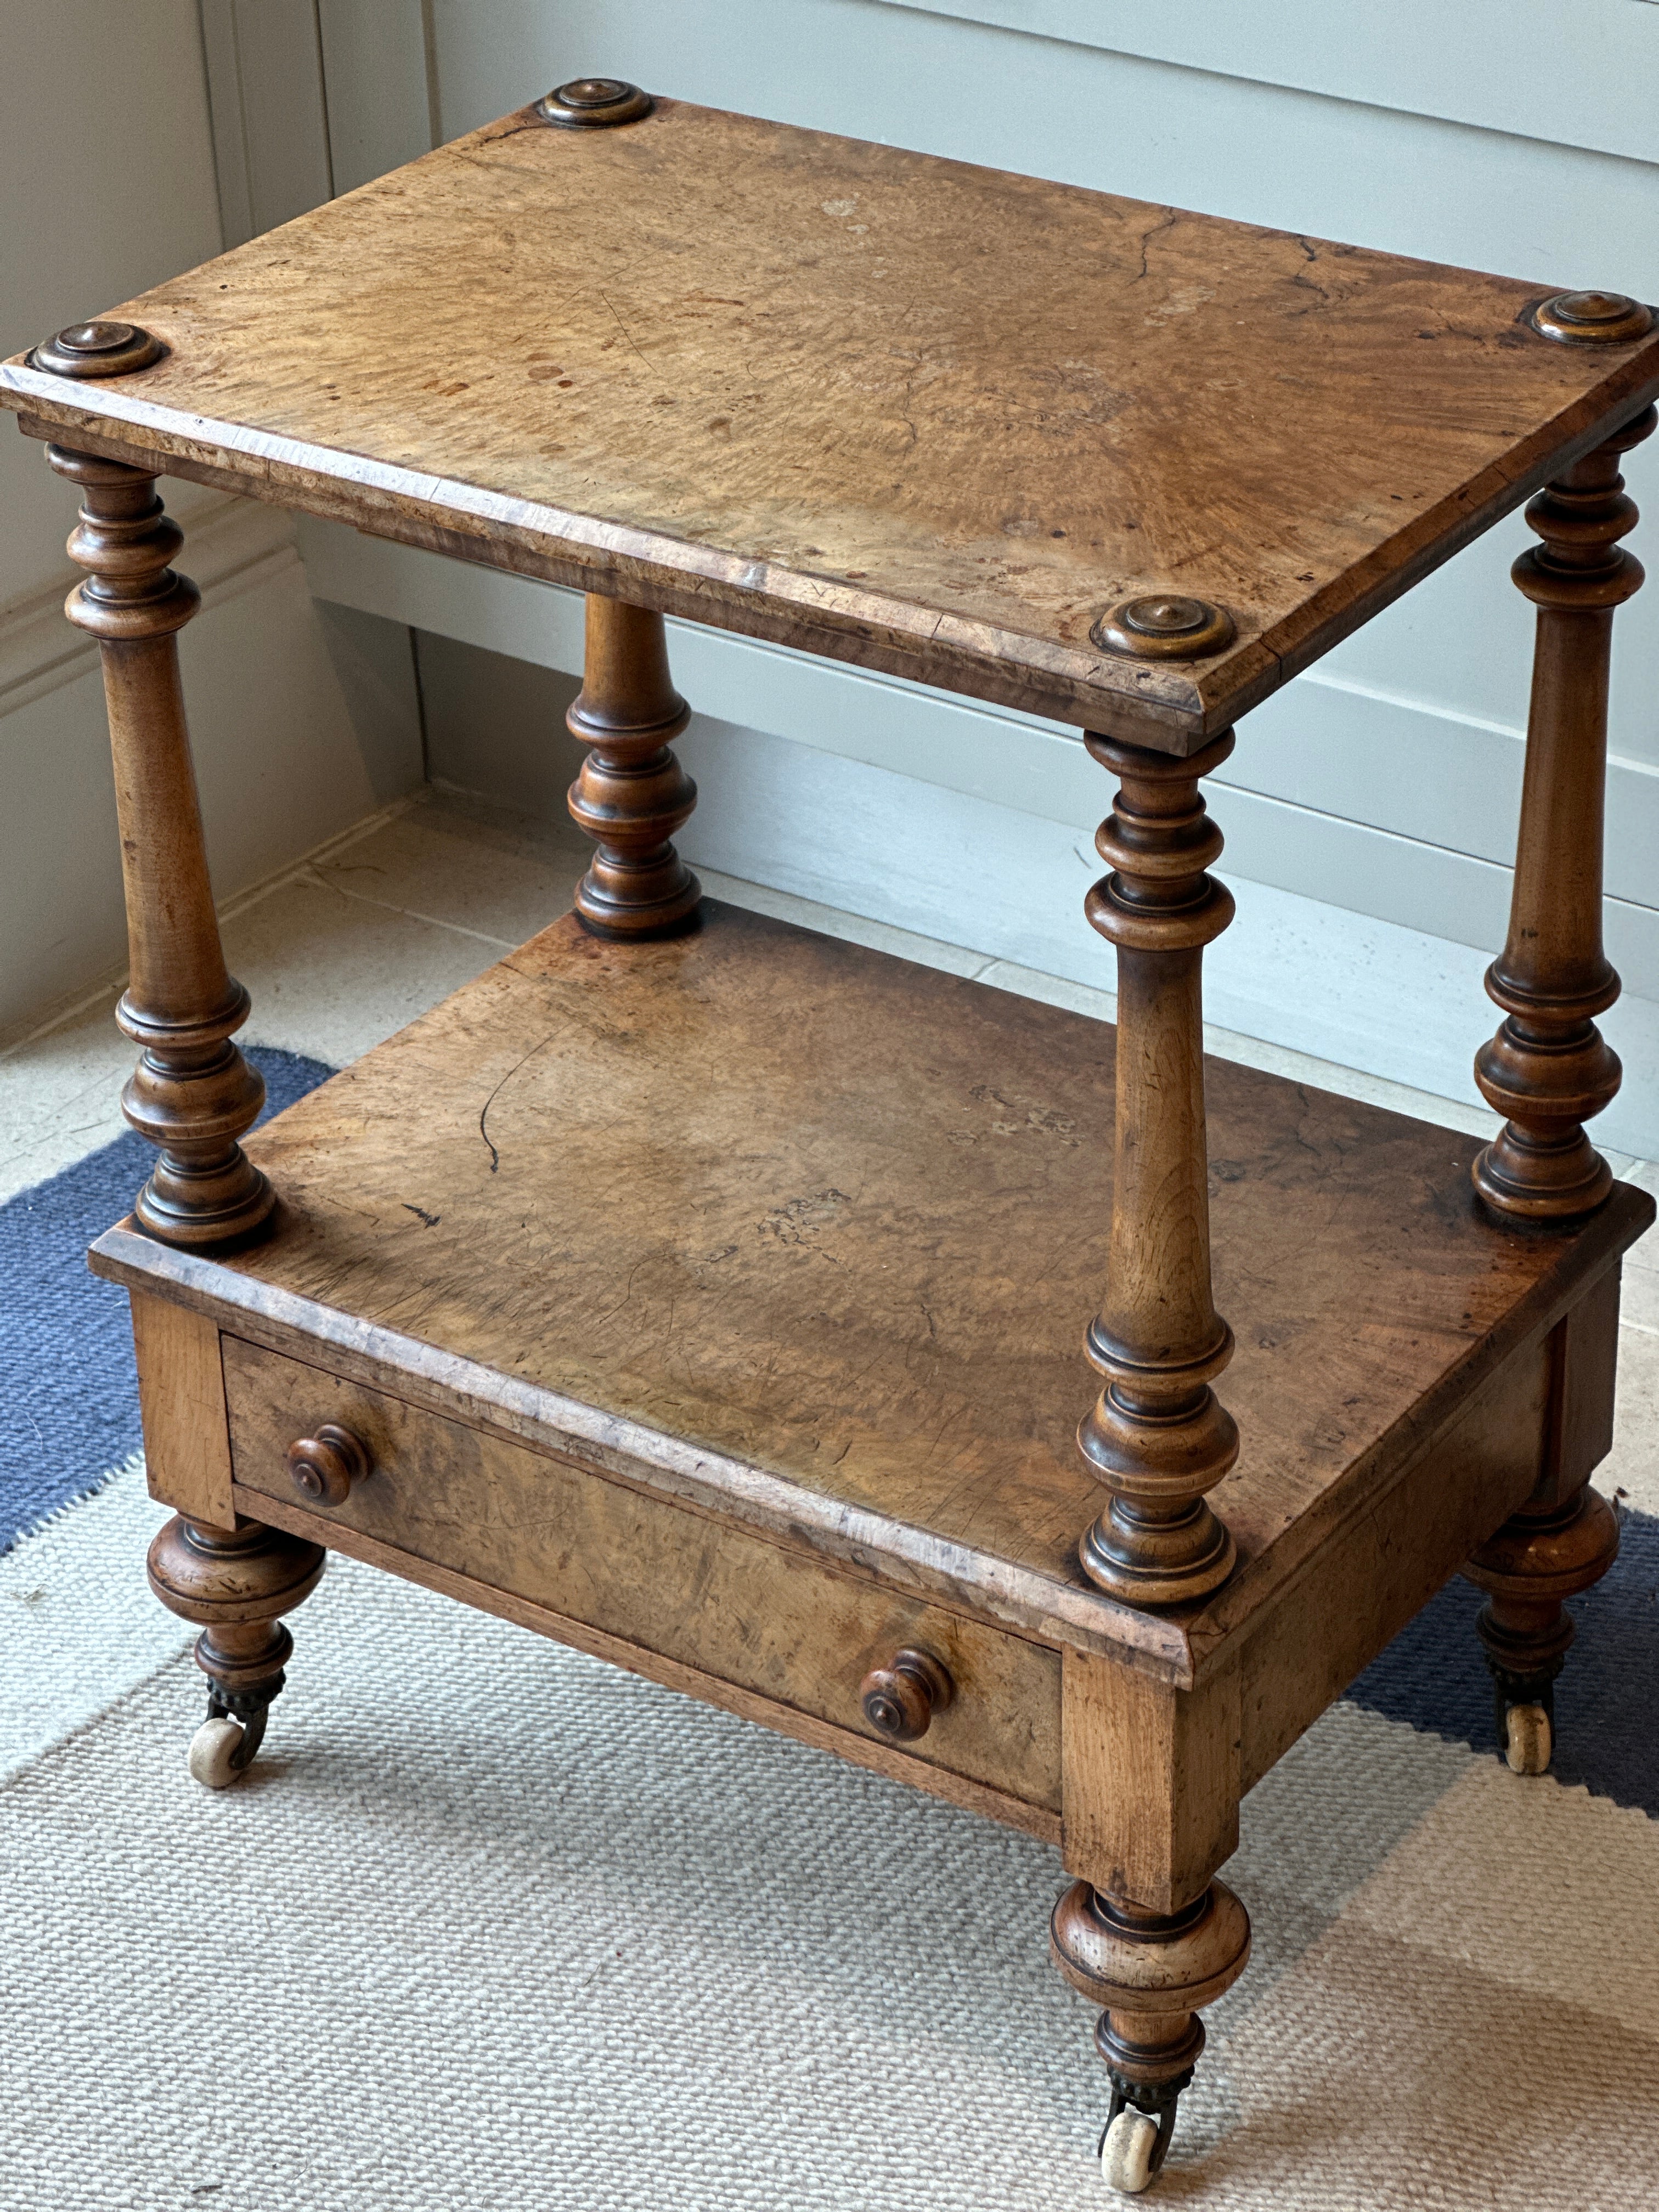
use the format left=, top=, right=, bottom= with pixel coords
left=49, top=443, right=272, bottom=1247
left=1472, top=403, right=1656, bottom=1221
left=1051, top=1882, right=1250, bottom=2190
left=1076, top=731, right=1239, bottom=1608
left=147, top=1515, right=325, bottom=1788
left=566, top=593, right=701, bottom=937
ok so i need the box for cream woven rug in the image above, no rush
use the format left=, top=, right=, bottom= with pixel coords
left=4, top=1464, right=1657, bottom=2212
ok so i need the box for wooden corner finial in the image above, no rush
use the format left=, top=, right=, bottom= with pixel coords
left=1091, top=596, right=1234, bottom=661
left=537, top=80, right=653, bottom=128
left=30, top=319, right=165, bottom=376
left=1528, top=291, right=1654, bottom=346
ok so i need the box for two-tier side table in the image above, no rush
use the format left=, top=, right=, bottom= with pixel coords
left=7, top=83, right=1657, bottom=2196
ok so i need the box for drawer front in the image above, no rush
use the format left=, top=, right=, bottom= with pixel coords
left=222, top=1335, right=1060, bottom=1813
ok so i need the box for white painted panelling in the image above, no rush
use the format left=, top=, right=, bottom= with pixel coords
left=315, top=0, right=436, bottom=193
left=2, top=497, right=296, bottom=718
left=673, top=718, right=1659, bottom=1161
left=0, top=4, right=427, bottom=1040
left=0, top=505, right=424, bottom=1038
left=299, top=521, right=1659, bottom=998
left=0, top=1, right=225, bottom=611
left=197, top=0, right=334, bottom=246
left=876, top=0, right=1659, bottom=165
left=428, top=0, right=1659, bottom=289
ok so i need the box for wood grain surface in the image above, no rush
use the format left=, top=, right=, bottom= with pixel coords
left=1062, top=1645, right=1241, bottom=1911
left=129, top=1293, right=234, bottom=1527
left=235, top=1473, right=1060, bottom=1843
left=93, top=902, right=1652, bottom=1686
left=5, top=98, right=1657, bottom=745
left=222, top=1333, right=1062, bottom=1813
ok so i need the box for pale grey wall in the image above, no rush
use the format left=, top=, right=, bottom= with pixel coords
left=0, top=0, right=426, bottom=1040
left=0, top=0, right=223, bottom=606
left=416, top=633, right=583, bottom=817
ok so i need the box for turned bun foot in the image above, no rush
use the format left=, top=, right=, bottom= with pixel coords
left=1465, top=1484, right=1618, bottom=1774
left=148, top=1514, right=325, bottom=1783
left=1052, top=1879, right=1250, bottom=2186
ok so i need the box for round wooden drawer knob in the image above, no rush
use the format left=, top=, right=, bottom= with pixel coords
left=859, top=1646, right=955, bottom=1742
left=285, top=1424, right=371, bottom=1509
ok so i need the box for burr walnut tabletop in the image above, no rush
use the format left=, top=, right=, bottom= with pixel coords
left=4, top=95, right=1658, bottom=746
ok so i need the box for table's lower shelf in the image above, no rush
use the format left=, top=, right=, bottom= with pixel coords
left=95, top=899, right=1650, bottom=1834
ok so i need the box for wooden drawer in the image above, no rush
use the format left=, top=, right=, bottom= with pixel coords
left=222, top=1334, right=1061, bottom=1819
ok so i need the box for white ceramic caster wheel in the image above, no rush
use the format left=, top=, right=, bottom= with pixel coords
left=188, top=1716, right=247, bottom=1790
left=1504, top=1702, right=1552, bottom=1776
left=1101, top=2109, right=1159, bottom=2194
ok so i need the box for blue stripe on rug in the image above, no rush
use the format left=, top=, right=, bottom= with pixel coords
left=1349, top=1505, right=1659, bottom=1819
left=1, top=1046, right=332, bottom=1553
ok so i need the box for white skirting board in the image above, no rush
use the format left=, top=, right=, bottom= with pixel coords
left=298, top=520, right=1659, bottom=1160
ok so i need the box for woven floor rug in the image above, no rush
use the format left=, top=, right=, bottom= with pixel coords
left=3, top=1109, right=1657, bottom=2209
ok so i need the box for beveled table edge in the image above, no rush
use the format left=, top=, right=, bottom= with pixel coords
left=91, top=1176, right=1654, bottom=1694
left=89, top=1221, right=1196, bottom=1683
left=10, top=344, right=1659, bottom=751
left=0, top=359, right=1222, bottom=747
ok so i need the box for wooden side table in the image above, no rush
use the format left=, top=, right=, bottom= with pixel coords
left=7, top=85, right=1657, bottom=2196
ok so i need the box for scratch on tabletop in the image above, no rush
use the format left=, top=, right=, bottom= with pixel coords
left=478, top=1032, right=559, bottom=1172
left=600, top=290, right=657, bottom=380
